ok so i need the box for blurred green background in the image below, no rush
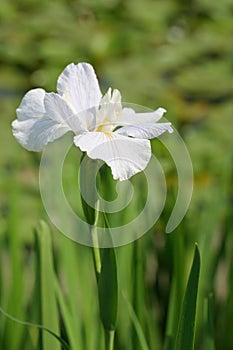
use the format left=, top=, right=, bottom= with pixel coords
left=0, top=0, right=233, bottom=349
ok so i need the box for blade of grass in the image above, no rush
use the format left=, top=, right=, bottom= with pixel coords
left=174, top=244, right=201, bottom=350
left=228, top=231, right=233, bottom=338
left=54, top=235, right=84, bottom=348
left=203, top=293, right=215, bottom=350
left=55, top=231, right=103, bottom=350
left=122, top=293, right=150, bottom=350
left=35, top=221, right=61, bottom=350
left=54, top=276, right=81, bottom=350
left=165, top=228, right=185, bottom=340
left=2, top=165, right=25, bottom=350
left=197, top=155, right=232, bottom=322
left=132, top=238, right=145, bottom=350
left=163, top=335, right=174, bottom=350
left=0, top=306, right=70, bottom=350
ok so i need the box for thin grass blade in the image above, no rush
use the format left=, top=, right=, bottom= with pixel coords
left=174, top=244, right=201, bottom=350
left=123, top=294, right=150, bottom=350
left=203, top=293, right=215, bottom=350
left=35, top=221, right=61, bottom=350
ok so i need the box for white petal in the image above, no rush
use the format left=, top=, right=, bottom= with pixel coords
left=57, top=62, right=102, bottom=114
left=100, top=88, right=121, bottom=109
left=44, top=92, right=86, bottom=134
left=12, top=118, right=70, bottom=152
left=74, top=132, right=151, bottom=181
left=96, top=88, right=122, bottom=129
left=12, top=89, right=72, bottom=151
left=111, top=89, right=121, bottom=105
left=116, top=122, right=173, bottom=139
left=117, top=107, right=167, bottom=126
left=16, top=88, right=46, bottom=120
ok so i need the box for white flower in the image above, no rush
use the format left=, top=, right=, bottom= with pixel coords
left=12, top=62, right=173, bottom=181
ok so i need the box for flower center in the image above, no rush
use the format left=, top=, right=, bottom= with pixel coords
left=96, top=124, right=105, bottom=132
left=103, top=131, right=111, bottom=139
left=96, top=121, right=114, bottom=133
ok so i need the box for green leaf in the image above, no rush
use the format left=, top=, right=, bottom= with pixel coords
left=98, top=247, right=118, bottom=331
left=35, top=221, right=61, bottom=350
left=2, top=167, right=25, bottom=350
left=203, top=293, right=215, bottom=350
left=0, top=306, right=70, bottom=350
left=174, top=244, right=201, bottom=350
left=132, top=239, right=146, bottom=350
left=122, top=294, right=150, bottom=350
left=54, top=276, right=81, bottom=350
left=163, top=335, right=174, bottom=350
left=165, top=229, right=185, bottom=339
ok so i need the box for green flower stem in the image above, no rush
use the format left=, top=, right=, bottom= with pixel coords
left=80, top=158, right=117, bottom=350
left=91, top=224, right=101, bottom=278
left=90, top=199, right=101, bottom=279
left=104, top=330, right=115, bottom=350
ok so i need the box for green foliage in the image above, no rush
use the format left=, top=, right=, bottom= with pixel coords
left=0, top=0, right=233, bottom=349
left=98, top=247, right=118, bottom=331
left=174, top=244, right=200, bottom=350
left=79, top=155, right=100, bottom=226
left=123, top=294, right=150, bottom=350
left=34, top=221, right=60, bottom=350
left=203, top=294, right=215, bottom=350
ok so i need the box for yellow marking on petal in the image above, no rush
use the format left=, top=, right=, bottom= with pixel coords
left=104, top=131, right=111, bottom=139
left=96, top=118, right=113, bottom=134
left=96, top=125, right=103, bottom=132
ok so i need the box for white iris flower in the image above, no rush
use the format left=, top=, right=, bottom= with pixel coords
left=12, top=62, right=173, bottom=181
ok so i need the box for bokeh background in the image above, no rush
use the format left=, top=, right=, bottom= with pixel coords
left=0, top=0, right=232, bottom=349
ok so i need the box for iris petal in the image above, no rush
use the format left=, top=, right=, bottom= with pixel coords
left=44, top=92, right=86, bottom=134
left=74, top=132, right=151, bottom=181
left=117, top=107, right=167, bottom=126
left=57, top=62, right=102, bottom=114
left=96, top=88, right=122, bottom=130
left=12, top=89, right=72, bottom=151
left=116, top=122, right=173, bottom=139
